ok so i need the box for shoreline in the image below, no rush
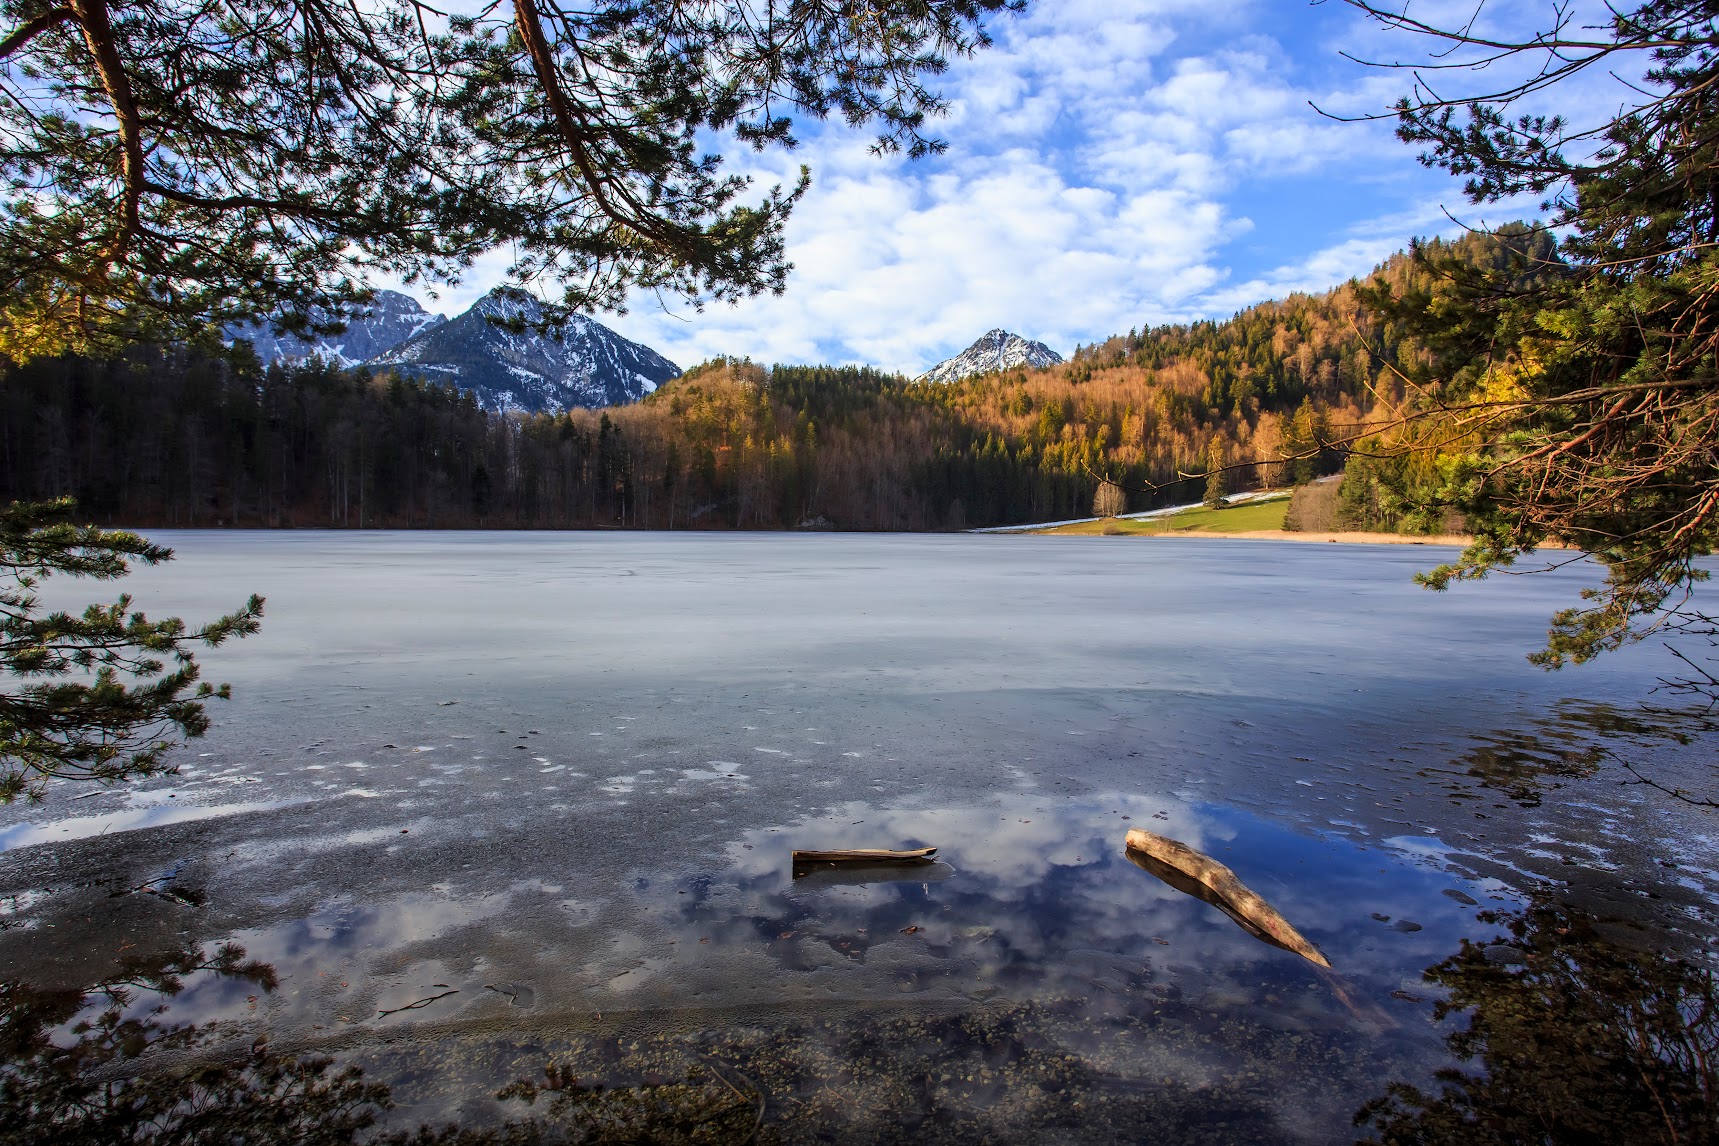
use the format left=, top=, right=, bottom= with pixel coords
left=1118, top=528, right=1475, bottom=546
left=1057, top=527, right=1578, bottom=549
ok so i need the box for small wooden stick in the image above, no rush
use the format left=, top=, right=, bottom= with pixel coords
left=791, top=846, right=937, bottom=864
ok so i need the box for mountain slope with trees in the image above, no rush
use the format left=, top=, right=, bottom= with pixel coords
left=0, top=239, right=1491, bottom=530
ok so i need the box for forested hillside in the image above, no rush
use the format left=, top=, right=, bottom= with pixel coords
left=0, top=236, right=1510, bottom=530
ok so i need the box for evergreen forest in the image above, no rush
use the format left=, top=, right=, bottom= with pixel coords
left=0, top=235, right=1513, bottom=532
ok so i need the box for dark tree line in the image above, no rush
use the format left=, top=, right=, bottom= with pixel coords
left=0, top=351, right=1310, bottom=531
left=2, top=236, right=1511, bottom=532
left=0, top=350, right=502, bottom=527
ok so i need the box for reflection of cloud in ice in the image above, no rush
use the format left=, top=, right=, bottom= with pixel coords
left=0, top=796, right=312, bottom=851
left=1382, top=833, right=1541, bottom=888
left=24, top=784, right=1526, bottom=1146
left=678, top=760, right=749, bottom=783
left=564, top=790, right=1508, bottom=1029
left=721, top=794, right=1223, bottom=888
left=157, top=886, right=514, bottom=1031
left=62, top=788, right=1510, bottom=1098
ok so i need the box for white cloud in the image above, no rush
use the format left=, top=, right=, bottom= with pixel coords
left=392, top=0, right=1516, bottom=373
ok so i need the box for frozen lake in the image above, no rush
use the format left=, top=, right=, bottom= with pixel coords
left=2, top=531, right=1715, bottom=1142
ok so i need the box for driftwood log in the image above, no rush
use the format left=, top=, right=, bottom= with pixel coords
left=1124, top=827, right=1330, bottom=968
left=790, top=848, right=942, bottom=886
left=791, top=847, right=936, bottom=864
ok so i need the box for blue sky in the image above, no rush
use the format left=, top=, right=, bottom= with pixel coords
left=408, top=1, right=1563, bottom=375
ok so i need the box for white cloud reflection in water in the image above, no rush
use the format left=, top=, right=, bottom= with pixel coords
left=95, top=789, right=1501, bottom=1033
left=39, top=788, right=1517, bottom=1140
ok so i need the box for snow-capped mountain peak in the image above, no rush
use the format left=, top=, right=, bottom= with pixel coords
left=918, top=329, right=1064, bottom=383
left=369, top=289, right=681, bottom=413
left=234, top=287, right=681, bottom=413
left=228, top=290, right=444, bottom=369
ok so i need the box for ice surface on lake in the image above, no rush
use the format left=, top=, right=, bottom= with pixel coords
left=2, top=532, right=1716, bottom=1141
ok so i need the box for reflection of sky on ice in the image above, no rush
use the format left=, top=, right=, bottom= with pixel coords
left=79, top=886, right=518, bottom=1040
left=0, top=749, right=1621, bottom=1039
left=0, top=794, right=310, bottom=851
left=36, top=787, right=1513, bottom=1140
left=90, top=790, right=1504, bottom=1047
left=622, top=792, right=1504, bottom=1015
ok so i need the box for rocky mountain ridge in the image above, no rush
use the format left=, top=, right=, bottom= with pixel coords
left=371, top=291, right=681, bottom=413
left=230, top=290, right=445, bottom=369
left=919, top=329, right=1063, bottom=383
left=233, top=289, right=680, bottom=413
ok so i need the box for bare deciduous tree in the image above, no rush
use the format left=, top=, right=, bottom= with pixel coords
left=1092, top=480, right=1127, bottom=518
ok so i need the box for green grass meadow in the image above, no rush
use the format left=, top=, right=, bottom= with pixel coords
left=1040, top=495, right=1291, bottom=536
